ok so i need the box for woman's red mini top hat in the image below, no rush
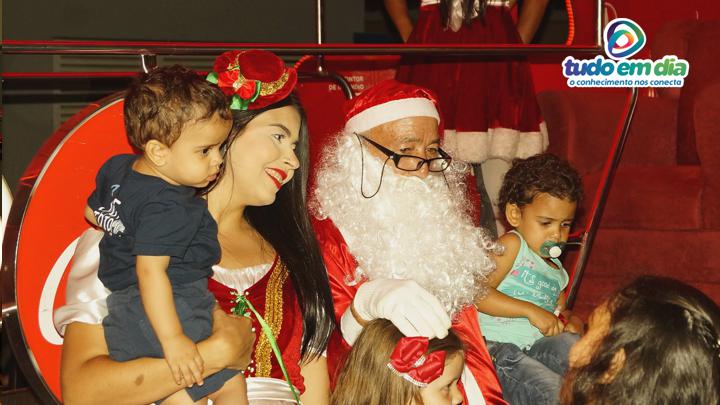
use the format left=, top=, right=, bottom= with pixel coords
left=207, top=50, right=297, bottom=111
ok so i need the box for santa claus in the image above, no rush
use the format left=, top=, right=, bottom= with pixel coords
left=311, top=79, right=507, bottom=404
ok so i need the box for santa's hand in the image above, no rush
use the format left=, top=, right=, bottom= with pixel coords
left=341, top=278, right=451, bottom=344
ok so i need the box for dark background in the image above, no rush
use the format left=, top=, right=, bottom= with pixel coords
left=1, top=0, right=569, bottom=190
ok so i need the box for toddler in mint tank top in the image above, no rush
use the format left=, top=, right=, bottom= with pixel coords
left=476, top=153, right=584, bottom=405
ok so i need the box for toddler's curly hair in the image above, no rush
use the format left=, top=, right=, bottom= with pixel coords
left=124, top=64, right=231, bottom=150
left=498, top=153, right=583, bottom=214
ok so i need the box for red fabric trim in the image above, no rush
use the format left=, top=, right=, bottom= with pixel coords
left=453, top=308, right=507, bottom=404
left=207, top=257, right=305, bottom=393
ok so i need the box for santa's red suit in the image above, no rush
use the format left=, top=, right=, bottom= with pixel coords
left=313, top=217, right=506, bottom=404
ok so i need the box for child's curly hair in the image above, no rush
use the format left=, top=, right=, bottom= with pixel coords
left=498, top=153, right=583, bottom=214
left=124, top=64, right=231, bottom=150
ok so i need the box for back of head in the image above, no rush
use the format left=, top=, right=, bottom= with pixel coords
left=563, top=275, right=720, bottom=404
left=439, top=0, right=487, bottom=29
left=498, top=153, right=583, bottom=214
left=124, top=64, right=231, bottom=150
left=331, top=319, right=463, bottom=405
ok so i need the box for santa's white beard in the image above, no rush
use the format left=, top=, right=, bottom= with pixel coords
left=312, top=131, right=501, bottom=317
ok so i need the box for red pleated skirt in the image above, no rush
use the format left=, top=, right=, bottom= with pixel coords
left=396, top=4, right=548, bottom=162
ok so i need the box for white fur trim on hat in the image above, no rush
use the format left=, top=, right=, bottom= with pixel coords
left=345, top=98, right=440, bottom=134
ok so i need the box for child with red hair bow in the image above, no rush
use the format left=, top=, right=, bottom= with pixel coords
left=332, top=319, right=465, bottom=405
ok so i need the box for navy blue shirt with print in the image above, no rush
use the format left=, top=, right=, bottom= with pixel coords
left=89, top=155, right=237, bottom=402
left=88, top=154, right=221, bottom=291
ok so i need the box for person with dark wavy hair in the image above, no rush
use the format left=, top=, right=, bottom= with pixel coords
left=563, top=275, right=720, bottom=405
left=475, top=153, right=584, bottom=404
left=496, top=152, right=584, bottom=217
left=55, top=50, right=336, bottom=405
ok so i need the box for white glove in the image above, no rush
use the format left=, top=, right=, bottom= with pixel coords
left=340, top=278, right=452, bottom=345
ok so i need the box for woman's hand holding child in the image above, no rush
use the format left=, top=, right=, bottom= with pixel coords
left=210, top=309, right=256, bottom=371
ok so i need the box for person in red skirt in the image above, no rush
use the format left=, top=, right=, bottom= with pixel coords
left=386, top=0, right=549, bottom=236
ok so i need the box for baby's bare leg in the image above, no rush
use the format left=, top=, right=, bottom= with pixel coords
left=162, top=389, right=208, bottom=405
left=210, top=374, right=249, bottom=405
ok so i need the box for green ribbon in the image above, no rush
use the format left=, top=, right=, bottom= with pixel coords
left=206, top=71, right=219, bottom=84
left=206, top=73, right=261, bottom=111
left=248, top=79, right=262, bottom=102
left=231, top=291, right=301, bottom=404
left=230, top=95, right=246, bottom=111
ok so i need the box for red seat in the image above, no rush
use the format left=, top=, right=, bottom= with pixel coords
left=7, top=94, right=132, bottom=401
left=537, top=20, right=720, bottom=317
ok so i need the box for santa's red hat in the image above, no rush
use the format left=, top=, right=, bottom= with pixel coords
left=344, top=79, right=441, bottom=134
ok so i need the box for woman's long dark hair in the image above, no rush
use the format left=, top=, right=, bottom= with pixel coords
left=440, top=0, right=488, bottom=29
left=207, top=94, right=336, bottom=361
left=562, top=276, right=720, bottom=405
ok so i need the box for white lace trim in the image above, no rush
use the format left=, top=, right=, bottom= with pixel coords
left=211, top=263, right=273, bottom=293
left=420, top=0, right=510, bottom=8
left=442, top=122, right=549, bottom=163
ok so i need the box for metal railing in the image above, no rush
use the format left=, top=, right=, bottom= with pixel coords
left=2, top=39, right=601, bottom=56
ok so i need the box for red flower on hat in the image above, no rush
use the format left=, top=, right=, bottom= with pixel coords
left=212, top=50, right=242, bottom=97
left=216, top=70, right=240, bottom=96
left=387, top=337, right=446, bottom=387
left=213, top=50, right=239, bottom=73
left=237, top=80, right=258, bottom=100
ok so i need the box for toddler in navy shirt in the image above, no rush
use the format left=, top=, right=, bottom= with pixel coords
left=86, top=65, right=247, bottom=404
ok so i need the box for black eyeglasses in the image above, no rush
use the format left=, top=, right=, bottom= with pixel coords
left=356, top=134, right=452, bottom=172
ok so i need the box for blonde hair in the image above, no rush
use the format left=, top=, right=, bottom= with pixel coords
left=331, top=319, right=464, bottom=405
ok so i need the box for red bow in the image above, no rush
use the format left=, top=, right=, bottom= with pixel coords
left=387, top=337, right=446, bottom=387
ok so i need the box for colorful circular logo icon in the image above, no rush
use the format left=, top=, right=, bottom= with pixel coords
left=604, top=18, right=646, bottom=60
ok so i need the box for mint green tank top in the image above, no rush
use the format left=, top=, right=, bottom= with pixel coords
left=478, top=230, right=569, bottom=349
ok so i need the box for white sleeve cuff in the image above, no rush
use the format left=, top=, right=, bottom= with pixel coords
left=53, top=228, right=109, bottom=335
left=340, top=306, right=364, bottom=346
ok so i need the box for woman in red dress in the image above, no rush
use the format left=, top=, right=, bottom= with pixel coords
left=55, top=50, right=336, bottom=404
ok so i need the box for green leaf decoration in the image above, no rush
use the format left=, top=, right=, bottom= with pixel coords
left=229, top=95, right=245, bottom=111
left=206, top=71, right=219, bottom=84
left=249, top=80, right=262, bottom=102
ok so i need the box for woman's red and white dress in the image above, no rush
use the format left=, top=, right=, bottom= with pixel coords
left=396, top=0, right=548, bottom=163
left=54, top=230, right=306, bottom=404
